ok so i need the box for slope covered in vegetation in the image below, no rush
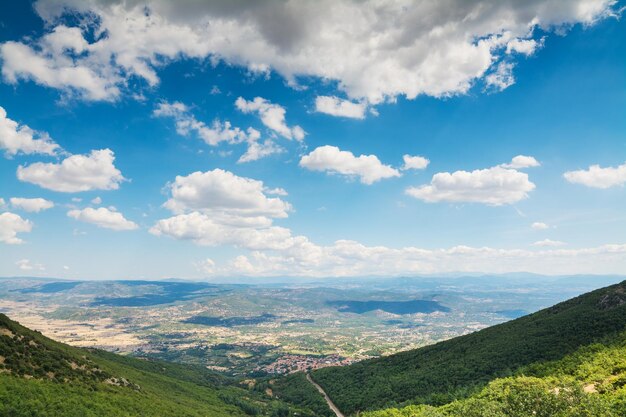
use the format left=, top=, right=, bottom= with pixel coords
left=312, top=281, right=626, bottom=415
left=363, top=329, right=626, bottom=416
left=261, top=372, right=334, bottom=417
left=0, top=313, right=303, bottom=417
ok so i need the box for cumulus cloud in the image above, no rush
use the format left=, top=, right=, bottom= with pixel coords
left=0, top=106, right=60, bottom=157
left=154, top=101, right=259, bottom=146
left=563, top=162, right=626, bottom=189
left=502, top=155, right=541, bottom=169
left=148, top=171, right=625, bottom=278
left=10, top=197, right=54, bottom=212
left=2, top=1, right=614, bottom=102
left=314, top=96, right=367, bottom=119
left=0, top=36, right=119, bottom=101
left=154, top=101, right=282, bottom=163
left=151, top=169, right=296, bottom=250
left=506, top=38, right=542, bottom=55
left=151, top=212, right=301, bottom=249
left=161, top=169, right=291, bottom=218
left=265, top=187, right=288, bottom=196
left=238, top=139, right=283, bottom=163
left=531, top=222, right=549, bottom=230
left=300, top=145, right=401, bottom=185
left=0, top=212, right=33, bottom=244
left=402, top=155, right=430, bottom=171
left=485, top=61, right=516, bottom=91
left=406, top=160, right=536, bottom=205
left=199, top=241, right=626, bottom=278
left=67, top=207, right=138, bottom=231
left=16, top=259, right=45, bottom=271
left=532, top=238, right=566, bottom=247
left=236, top=97, right=305, bottom=141
left=17, top=149, right=125, bottom=192
left=195, top=258, right=216, bottom=274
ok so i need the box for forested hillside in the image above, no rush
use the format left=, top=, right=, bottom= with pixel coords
left=0, top=313, right=305, bottom=417
left=313, top=281, right=626, bottom=415
left=262, top=372, right=334, bottom=417
left=363, top=329, right=626, bottom=416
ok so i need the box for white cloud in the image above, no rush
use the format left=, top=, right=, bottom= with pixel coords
left=314, top=96, right=367, bottom=119
left=506, top=38, right=542, bottom=55
left=300, top=145, right=401, bottom=185
left=151, top=169, right=298, bottom=251
left=531, top=222, right=549, bottom=230
left=10, top=197, right=54, bottom=213
left=563, top=162, right=626, bottom=189
left=532, top=238, right=566, bottom=247
left=91, top=196, right=102, bottom=205
left=17, top=149, right=125, bottom=192
left=0, top=212, right=33, bottom=244
left=154, top=101, right=282, bottom=163
left=485, top=61, right=516, bottom=91
left=3, top=1, right=614, bottom=102
left=0, top=106, right=60, bottom=157
left=238, top=139, right=283, bottom=163
left=0, top=37, right=119, bottom=101
left=162, top=169, right=291, bottom=219
left=148, top=171, right=625, bottom=278
left=236, top=97, right=305, bottom=141
left=200, top=241, right=626, bottom=278
left=265, top=187, right=288, bottom=196
left=16, top=259, right=32, bottom=270
left=148, top=165, right=622, bottom=279
left=502, top=155, right=541, bottom=169
left=16, top=259, right=45, bottom=272
left=154, top=101, right=259, bottom=146
left=406, top=161, right=536, bottom=205
left=195, top=258, right=216, bottom=274
left=67, top=207, right=138, bottom=231
left=151, top=212, right=300, bottom=250
left=402, top=155, right=430, bottom=171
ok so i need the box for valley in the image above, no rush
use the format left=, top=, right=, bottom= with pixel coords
left=3, top=277, right=626, bottom=416
left=0, top=275, right=619, bottom=377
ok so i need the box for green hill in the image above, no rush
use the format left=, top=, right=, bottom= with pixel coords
left=311, top=280, right=626, bottom=415
left=362, top=329, right=626, bottom=416
left=0, top=313, right=303, bottom=417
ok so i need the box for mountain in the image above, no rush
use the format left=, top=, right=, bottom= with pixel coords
left=362, top=327, right=626, bottom=416
left=0, top=313, right=303, bottom=417
left=310, top=280, right=626, bottom=415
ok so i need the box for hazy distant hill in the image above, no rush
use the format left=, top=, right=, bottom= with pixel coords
left=311, top=280, right=626, bottom=415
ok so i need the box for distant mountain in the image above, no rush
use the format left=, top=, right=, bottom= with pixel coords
left=0, top=313, right=305, bottom=416
left=326, top=299, right=450, bottom=314
left=311, top=280, right=626, bottom=415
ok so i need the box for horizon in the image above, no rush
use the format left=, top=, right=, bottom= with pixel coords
left=3, top=271, right=626, bottom=285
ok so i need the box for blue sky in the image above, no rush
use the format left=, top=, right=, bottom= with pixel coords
left=0, top=0, right=625, bottom=279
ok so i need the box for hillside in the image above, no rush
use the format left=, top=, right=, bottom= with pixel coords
left=312, top=280, right=626, bottom=415
left=362, top=329, right=626, bottom=416
left=0, top=313, right=304, bottom=417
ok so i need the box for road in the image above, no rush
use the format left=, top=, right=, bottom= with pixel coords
left=306, top=373, right=345, bottom=417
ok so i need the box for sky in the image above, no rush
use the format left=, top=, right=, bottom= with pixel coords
left=0, top=0, right=625, bottom=280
